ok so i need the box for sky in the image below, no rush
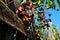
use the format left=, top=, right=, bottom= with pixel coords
left=33, top=0, right=60, bottom=34
left=45, top=8, right=60, bottom=34
left=44, top=0, right=60, bottom=34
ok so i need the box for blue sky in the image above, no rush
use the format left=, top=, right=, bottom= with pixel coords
left=45, top=8, right=60, bottom=34
left=35, top=0, right=60, bottom=34
left=44, top=0, right=60, bottom=34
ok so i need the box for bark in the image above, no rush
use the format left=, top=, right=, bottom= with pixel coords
left=0, top=0, right=26, bottom=36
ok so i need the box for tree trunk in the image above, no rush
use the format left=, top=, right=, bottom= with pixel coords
left=0, top=0, right=26, bottom=36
